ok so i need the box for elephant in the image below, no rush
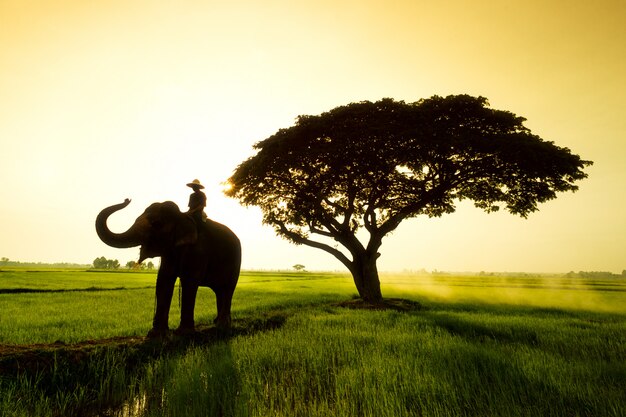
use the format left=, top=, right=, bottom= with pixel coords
left=95, top=199, right=241, bottom=337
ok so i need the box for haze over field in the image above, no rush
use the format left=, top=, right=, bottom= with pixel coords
left=1, top=1, right=624, bottom=273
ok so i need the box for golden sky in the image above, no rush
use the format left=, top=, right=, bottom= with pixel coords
left=1, top=0, right=624, bottom=272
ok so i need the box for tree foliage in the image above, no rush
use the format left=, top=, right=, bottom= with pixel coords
left=226, top=95, right=592, bottom=301
left=92, top=256, right=120, bottom=270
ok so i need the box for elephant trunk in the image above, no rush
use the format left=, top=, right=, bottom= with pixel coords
left=95, top=200, right=142, bottom=248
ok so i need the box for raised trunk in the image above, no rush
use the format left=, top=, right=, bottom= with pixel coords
left=95, top=200, right=141, bottom=248
left=349, top=252, right=383, bottom=303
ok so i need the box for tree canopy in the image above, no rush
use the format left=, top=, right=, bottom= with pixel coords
left=226, top=95, right=592, bottom=302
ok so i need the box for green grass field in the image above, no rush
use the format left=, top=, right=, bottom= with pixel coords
left=1, top=269, right=625, bottom=416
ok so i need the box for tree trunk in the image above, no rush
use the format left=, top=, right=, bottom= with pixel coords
left=350, top=252, right=383, bottom=303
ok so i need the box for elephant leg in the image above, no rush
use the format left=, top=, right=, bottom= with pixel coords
left=177, top=283, right=198, bottom=333
left=149, top=267, right=177, bottom=337
left=214, top=287, right=235, bottom=328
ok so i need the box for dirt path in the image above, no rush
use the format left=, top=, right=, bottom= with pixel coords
left=0, top=335, right=146, bottom=357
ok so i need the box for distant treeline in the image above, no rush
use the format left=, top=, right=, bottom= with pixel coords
left=565, top=271, right=626, bottom=278
left=401, top=269, right=626, bottom=278
left=0, top=257, right=155, bottom=270
left=92, top=256, right=155, bottom=270
left=0, top=258, right=89, bottom=269
left=1, top=256, right=623, bottom=277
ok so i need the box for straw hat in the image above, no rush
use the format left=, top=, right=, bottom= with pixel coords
left=186, top=179, right=205, bottom=189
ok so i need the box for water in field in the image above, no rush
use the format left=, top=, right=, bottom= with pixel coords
left=111, top=391, right=159, bottom=417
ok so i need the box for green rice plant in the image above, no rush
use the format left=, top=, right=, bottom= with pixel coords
left=133, top=343, right=246, bottom=417
left=0, top=271, right=354, bottom=344
left=115, top=304, right=625, bottom=417
left=0, top=345, right=145, bottom=417
left=0, top=289, right=156, bottom=343
left=1, top=270, right=625, bottom=416
left=0, top=269, right=157, bottom=291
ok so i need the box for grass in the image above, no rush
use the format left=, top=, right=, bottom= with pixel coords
left=124, top=304, right=625, bottom=416
left=0, top=270, right=351, bottom=344
left=1, top=269, right=625, bottom=416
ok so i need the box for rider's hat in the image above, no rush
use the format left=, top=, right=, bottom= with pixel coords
left=186, top=179, right=205, bottom=189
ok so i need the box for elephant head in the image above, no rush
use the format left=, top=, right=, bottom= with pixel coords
left=96, top=199, right=198, bottom=262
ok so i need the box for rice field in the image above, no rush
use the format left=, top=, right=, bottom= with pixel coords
left=1, top=268, right=625, bottom=416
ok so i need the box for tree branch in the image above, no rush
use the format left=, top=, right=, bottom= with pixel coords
left=308, top=223, right=334, bottom=238
left=276, top=221, right=353, bottom=268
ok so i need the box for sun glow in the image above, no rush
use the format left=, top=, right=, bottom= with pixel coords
left=220, top=181, right=233, bottom=194
left=0, top=0, right=623, bottom=272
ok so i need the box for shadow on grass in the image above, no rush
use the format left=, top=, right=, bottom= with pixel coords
left=423, top=311, right=541, bottom=346
left=336, top=296, right=625, bottom=415
left=413, top=343, right=608, bottom=416
left=333, top=297, right=424, bottom=312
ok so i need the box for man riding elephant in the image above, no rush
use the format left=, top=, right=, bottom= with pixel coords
left=186, top=179, right=207, bottom=224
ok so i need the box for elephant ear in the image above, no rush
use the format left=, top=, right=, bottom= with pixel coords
left=174, top=217, right=198, bottom=246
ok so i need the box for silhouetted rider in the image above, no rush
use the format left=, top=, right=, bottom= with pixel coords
left=186, top=179, right=207, bottom=223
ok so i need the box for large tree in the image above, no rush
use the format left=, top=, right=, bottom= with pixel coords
left=226, top=95, right=592, bottom=303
